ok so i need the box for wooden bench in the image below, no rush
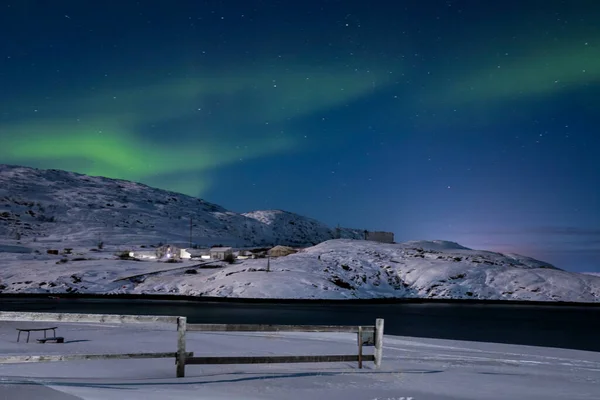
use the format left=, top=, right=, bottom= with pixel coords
left=16, top=327, right=58, bottom=343
left=36, top=337, right=64, bottom=344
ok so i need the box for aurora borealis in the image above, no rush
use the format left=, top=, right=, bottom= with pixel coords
left=1, top=1, right=599, bottom=271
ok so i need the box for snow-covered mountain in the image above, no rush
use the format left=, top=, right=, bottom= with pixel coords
left=2, top=164, right=598, bottom=303
left=0, top=164, right=362, bottom=247
left=1, top=239, right=599, bottom=302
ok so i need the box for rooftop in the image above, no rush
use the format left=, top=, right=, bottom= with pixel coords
left=209, top=247, right=233, bottom=252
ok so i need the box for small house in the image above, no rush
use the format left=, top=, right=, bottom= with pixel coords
left=210, top=247, right=233, bottom=260
left=180, top=248, right=209, bottom=260
left=128, top=250, right=157, bottom=260
left=236, top=250, right=254, bottom=259
left=268, top=245, right=297, bottom=257
left=156, top=244, right=180, bottom=260
left=180, top=248, right=191, bottom=259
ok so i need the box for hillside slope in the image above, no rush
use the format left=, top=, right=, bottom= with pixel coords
left=1, top=239, right=598, bottom=302
left=243, top=210, right=363, bottom=245
left=0, top=164, right=361, bottom=247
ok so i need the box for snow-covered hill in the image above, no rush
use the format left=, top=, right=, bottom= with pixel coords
left=1, top=239, right=599, bottom=302
left=0, top=164, right=361, bottom=247
left=1, top=164, right=598, bottom=303
left=243, top=210, right=362, bottom=246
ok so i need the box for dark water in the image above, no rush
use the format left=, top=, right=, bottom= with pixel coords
left=2, top=298, right=599, bottom=352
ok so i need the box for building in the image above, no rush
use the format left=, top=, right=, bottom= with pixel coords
left=236, top=250, right=253, bottom=260
left=210, top=246, right=233, bottom=260
left=180, top=248, right=209, bottom=260
left=268, top=245, right=297, bottom=257
left=128, top=250, right=157, bottom=260
left=364, top=231, right=394, bottom=243
left=130, top=245, right=179, bottom=260
left=156, top=244, right=180, bottom=260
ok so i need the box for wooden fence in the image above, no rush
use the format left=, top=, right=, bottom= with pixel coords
left=0, top=311, right=384, bottom=378
left=0, top=311, right=193, bottom=369
left=177, top=319, right=384, bottom=377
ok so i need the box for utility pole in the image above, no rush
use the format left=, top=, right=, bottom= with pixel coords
left=189, top=216, right=193, bottom=248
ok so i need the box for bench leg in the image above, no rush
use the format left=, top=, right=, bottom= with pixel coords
left=27, top=332, right=31, bottom=343
left=17, top=331, right=21, bottom=342
left=44, top=330, right=47, bottom=338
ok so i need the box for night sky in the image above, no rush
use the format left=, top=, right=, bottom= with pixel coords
left=1, top=1, right=599, bottom=272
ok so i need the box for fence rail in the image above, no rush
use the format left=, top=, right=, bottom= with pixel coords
left=186, top=323, right=374, bottom=333
left=0, top=352, right=194, bottom=364
left=186, top=354, right=376, bottom=365
left=0, top=311, right=178, bottom=325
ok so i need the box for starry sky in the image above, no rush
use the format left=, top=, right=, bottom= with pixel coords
left=1, top=0, right=599, bottom=272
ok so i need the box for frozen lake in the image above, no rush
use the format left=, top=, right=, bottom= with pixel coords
left=1, top=297, right=600, bottom=352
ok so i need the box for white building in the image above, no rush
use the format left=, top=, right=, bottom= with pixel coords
left=180, top=248, right=209, bottom=260
left=209, top=247, right=233, bottom=260
left=128, top=250, right=157, bottom=260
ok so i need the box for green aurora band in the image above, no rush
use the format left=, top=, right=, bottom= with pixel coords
left=1, top=63, right=392, bottom=196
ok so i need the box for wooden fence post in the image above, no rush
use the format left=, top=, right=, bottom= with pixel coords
left=176, top=316, right=187, bottom=378
left=357, top=326, right=363, bottom=369
left=374, top=318, right=384, bottom=369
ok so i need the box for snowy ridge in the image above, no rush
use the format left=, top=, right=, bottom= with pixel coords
left=243, top=210, right=363, bottom=245
left=1, top=239, right=599, bottom=302
left=0, top=164, right=361, bottom=247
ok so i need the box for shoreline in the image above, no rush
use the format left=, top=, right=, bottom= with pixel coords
left=1, top=292, right=600, bottom=307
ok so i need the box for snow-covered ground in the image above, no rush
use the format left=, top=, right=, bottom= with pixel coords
left=1, top=239, right=600, bottom=302
left=1, top=320, right=599, bottom=399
